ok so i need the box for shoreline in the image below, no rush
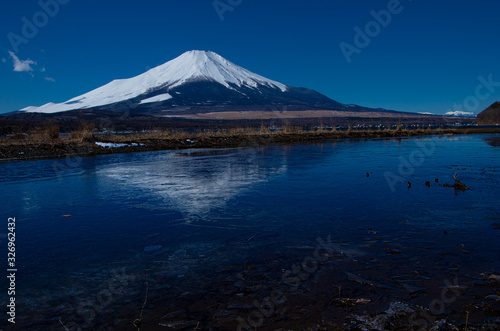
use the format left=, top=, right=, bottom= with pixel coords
left=1, top=127, right=499, bottom=162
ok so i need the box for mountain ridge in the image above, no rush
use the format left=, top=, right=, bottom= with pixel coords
left=477, top=101, right=500, bottom=124
left=17, top=50, right=390, bottom=115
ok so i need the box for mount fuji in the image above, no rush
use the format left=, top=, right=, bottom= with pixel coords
left=17, top=50, right=385, bottom=115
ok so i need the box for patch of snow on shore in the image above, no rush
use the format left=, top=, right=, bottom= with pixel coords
left=95, top=142, right=144, bottom=148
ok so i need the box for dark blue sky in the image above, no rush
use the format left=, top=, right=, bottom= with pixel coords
left=1, top=0, right=499, bottom=114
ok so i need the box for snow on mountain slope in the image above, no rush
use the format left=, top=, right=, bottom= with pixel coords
left=139, top=93, right=173, bottom=104
left=445, top=111, right=476, bottom=117
left=20, top=50, right=288, bottom=114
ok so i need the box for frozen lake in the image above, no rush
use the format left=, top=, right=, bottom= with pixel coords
left=1, top=134, right=499, bottom=330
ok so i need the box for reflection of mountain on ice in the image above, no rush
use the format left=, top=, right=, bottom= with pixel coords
left=98, top=149, right=287, bottom=218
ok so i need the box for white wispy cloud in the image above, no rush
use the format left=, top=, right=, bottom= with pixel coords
left=41, top=67, right=46, bottom=72
left=1, top=58, right=6, bottom=63
left=8, top=51, right=36, bottom=72
left=45, top=77, right=56, bottom=82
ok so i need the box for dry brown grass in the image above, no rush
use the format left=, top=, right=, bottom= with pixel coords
left=0, top=121, right=62, bottom=146
left=94, top=127, right=314, bottom=144
left=1, top=125, right=498, bottom=149
left=96, top=126, right=490, bottom=144
left=28, top=122, right=60, bottom=141
left=72, top=121, right=95, bottom=142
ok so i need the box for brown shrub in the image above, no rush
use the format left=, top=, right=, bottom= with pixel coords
left=74, top=121, right=95, bottom=142
left=28, top=121, right=60, bottom=142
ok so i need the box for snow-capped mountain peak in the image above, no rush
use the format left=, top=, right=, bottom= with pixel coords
left=20, top=50, right=288, bottom=114
left=147, top=50, right=288, bottom=91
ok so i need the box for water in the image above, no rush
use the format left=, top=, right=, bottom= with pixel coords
left=1, top=134, right=499, bottom=330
